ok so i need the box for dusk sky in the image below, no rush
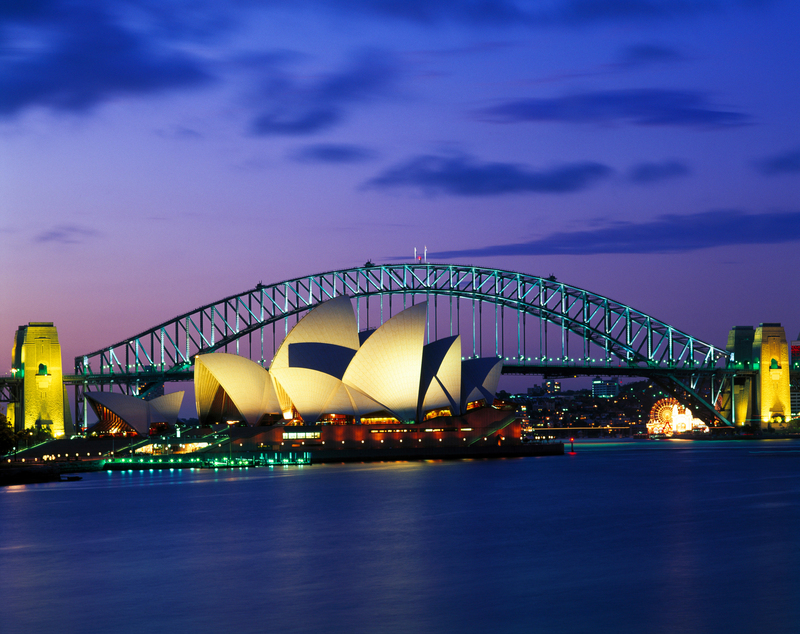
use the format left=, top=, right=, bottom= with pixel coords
left=3, top=0, right=800, bottom=379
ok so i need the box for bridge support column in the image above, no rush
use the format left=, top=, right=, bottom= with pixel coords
left=754, top=323, right=791, bottom=432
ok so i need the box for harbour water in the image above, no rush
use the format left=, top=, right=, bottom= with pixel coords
left=2, top=439, right=799, bottom=634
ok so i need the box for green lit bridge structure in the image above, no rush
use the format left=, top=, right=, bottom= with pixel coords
left=71, top=263, right=739, bottom=428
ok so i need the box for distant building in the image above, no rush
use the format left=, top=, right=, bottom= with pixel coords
left=791, top=388, right=800, bottom=420
left=724, top=326, right=757, bottom=425
left=592, top=377, right=620, bottom=398
left=789, top=333, right=800, bottom=418
left=543, top=380, right=561, bottom=395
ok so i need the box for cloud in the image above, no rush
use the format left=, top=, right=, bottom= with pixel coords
left=551, top=0, right=749, bottom=24
left=755, top=147, right=800, bottom=175
left=34, top=224, right=100, bottom=244
left=285, top=0, right=530, bottom=25
left=154, top=125, right=204, bottom=140
left=0, top=1, right=213, bottom=118
left=628, top=160, right=690, bottom=184
left=425, top=209, right=800, bottom=258
left=290, top=143, right=377, bottom=163
left=478, top=89, right=751, bottom=129
left=248, top=49, right=400, bottom=136
left=365, top=153, right=612, bottom=195
left=617, top=43, right=684, bottom=68
left=256, top=0, right=769, bottom=27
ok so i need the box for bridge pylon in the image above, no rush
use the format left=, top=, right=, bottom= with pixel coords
left=717, top=323, right=793, bottom=432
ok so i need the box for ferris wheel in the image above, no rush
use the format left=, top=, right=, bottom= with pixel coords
left=648, top=398, right=681, bottom=436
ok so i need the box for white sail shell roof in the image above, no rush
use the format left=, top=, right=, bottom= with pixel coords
left=85, top=391, right=183, bottom=434
left=460, top=357, right=503, bottom=413
left=86, top=392, right=151, bottom=435
left=419, top=335, right=462, bottom=417
left=270, top=295, right=360, bottom=415
left=195, top=353, right=280, bottom=425
left=272, top=295, right=359, bottom=372
left=149, top=391, right=184, bottom=425
left=271, top=367, right=384, bottom=424
left=342, top=302, right=426, bottom=422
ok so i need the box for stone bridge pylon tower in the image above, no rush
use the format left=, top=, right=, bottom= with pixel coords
left=9, top=322, right=73, bottom=437
left=721, top=323, right=792, bottom=431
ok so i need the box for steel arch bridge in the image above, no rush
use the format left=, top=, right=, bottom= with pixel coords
left=73, top=263, right=735, bottom=427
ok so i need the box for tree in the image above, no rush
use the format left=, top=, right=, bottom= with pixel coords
left=0, top=414, right=15, bottom=456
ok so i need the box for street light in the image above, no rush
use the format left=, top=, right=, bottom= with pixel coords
left=226, top=420, right=236, bottom=465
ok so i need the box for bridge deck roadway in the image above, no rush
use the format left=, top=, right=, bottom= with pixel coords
left=63, top=365, right=745, bottom=385
left=63, top=372, right=195, bottom=385
left=501, top=363, right=744, bottom=379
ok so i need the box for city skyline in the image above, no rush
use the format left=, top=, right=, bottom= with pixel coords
left=3, top=0, right=800, bottom=370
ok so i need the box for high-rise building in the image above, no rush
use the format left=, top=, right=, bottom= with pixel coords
left=592, top=377, right=620, bottom=398
left=723, top=326, right=756, bottom=426
left=788, top=333, right=800, bottom=418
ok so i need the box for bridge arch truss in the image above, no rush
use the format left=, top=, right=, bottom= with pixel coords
left=76, top=264, right=728, bottom=378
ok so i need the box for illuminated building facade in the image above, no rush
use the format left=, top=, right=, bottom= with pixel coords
left=9, top=322, right=72, bottom=437
left=543, top=380, right=561, bottom=394
left=195, top=297, right=503, bottom=426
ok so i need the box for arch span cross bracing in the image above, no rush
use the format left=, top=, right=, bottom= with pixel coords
left=75, top=264, right=729, bottom=379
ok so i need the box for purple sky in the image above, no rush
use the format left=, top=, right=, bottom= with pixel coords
left=3, top=0, right=800, bottom=382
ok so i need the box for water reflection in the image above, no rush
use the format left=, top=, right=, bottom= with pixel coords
left=2, top=447, right=800, bottom=634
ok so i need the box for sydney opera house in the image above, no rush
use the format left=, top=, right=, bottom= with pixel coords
left=84, top=297, right=553, bottom=459
left=195, top=296, right=502, bottom=426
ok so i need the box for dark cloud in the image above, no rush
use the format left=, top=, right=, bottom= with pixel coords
left=0, top=2, right=765, bottom=123
left=365, top=154, right=612, bottom=195
left=0, top=1, right=212, bottom=118
left=291, top=0, right=529, bottom=25
left=478, top=89, right=750, bottom=129
left=756, top=147, right=800, bottom=175
left=34, top=224, right=100, bottom=244
left=628, top=160, right=690, bottom=184
left=249, top=49, right=399, bottom=136
left=426, top=209, right=800, bottom=258
left=0, top=0, right=55, bottom=21
left=261, top=0, right=769, bottom=27
left=617, top=44, right=684, bottom=67
left=553, top=0, right=726, bottom=24
left=290, top=143, right=377, bottom=163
